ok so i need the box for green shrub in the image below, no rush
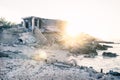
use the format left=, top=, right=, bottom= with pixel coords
left=0, top=17, right=16, bottom=29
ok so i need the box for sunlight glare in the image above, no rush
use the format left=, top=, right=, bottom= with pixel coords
left=33, top=50, right=47, bottom=61
left=65, top=20, right=82, bottom=37
left=65, top=18, right=107, bottom=40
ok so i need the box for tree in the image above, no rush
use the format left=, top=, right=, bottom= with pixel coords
left=0, top=17, right=16, bottom=29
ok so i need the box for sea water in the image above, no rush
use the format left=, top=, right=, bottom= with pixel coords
left=77, top=43, right=120, bottom=73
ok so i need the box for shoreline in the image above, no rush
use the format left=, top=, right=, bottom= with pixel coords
left=0, top=43, right=120, bottom=80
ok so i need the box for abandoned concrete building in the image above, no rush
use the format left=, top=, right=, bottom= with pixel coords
left=22, top=16, right=66, bottom=33
left=22, top=16, right=66, bottom=44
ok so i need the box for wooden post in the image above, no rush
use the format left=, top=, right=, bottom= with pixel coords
left=100, top=68, right=103, bottom=73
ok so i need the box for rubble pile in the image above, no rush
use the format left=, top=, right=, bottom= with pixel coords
left=0, top=60, right=120, bottom=80
left=18, top=32, right=36, bottom=44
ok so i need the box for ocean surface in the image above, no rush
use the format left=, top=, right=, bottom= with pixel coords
left=77, top=43, right=120, bottom=73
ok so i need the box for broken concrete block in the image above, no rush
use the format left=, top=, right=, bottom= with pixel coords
left=33, top=27, right=47, bottom=45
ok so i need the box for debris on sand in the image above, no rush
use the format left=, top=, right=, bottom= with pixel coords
left=0, top=60, right=120, bottom=80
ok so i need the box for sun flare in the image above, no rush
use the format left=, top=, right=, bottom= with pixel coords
left=65, top=19, right=106, bottom=40
left=65, top=21, right=82, bottom=37
left=61, top=18, right=108, bottom=48
left=33, top=50, right=47, bottom=61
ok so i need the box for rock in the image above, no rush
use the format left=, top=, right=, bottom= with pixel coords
left=95, top=73, right=104, bottom=79
left=0, top=50, right=22, bottom=58
left=80, top=66, right=86, bottom=69
left=102, top=52, right=118, bottom=57
left=95, top=44, right=113, bottom=50
left=70, top=45, right=98, bottom=57
left=84, top=55, right=95, bottom=58
left=12, top=50, right=22, bottom=54
left=103, top=45, right=113, bottom=48
left=17, top=32, right=36, bottom=44
left=107, top=70, right=120, bottom=76
left=68, top=59, right=77, bottom=66
left=53, top=62, right=73, bottom=68
left=0, top=52, right=9, bottom=57
left=96, top=44, right=108, bottom=50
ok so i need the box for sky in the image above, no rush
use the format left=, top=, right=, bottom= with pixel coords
left=0, top=0, right=120, bottom=41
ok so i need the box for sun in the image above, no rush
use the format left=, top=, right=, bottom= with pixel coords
left=65, top=20, right=82, bottom=37
left=64, top=19, right=107, bottom=40
left=65, top=25, right=81, bottom=37
left=33, top=50, right=47, bottom=61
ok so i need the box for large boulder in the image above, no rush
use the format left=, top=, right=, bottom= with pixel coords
left=70, top=44, right=98, bottom=57
left=107, top=70, right=120, bottom=76
left=102, top=52, right=118, bottom=57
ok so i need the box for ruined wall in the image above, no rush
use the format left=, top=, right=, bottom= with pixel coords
left=33, top=27, right=47, bottom=45
left=40, top=19, right=66, bottom=33
left=43, top=32, right=61, bottom=44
